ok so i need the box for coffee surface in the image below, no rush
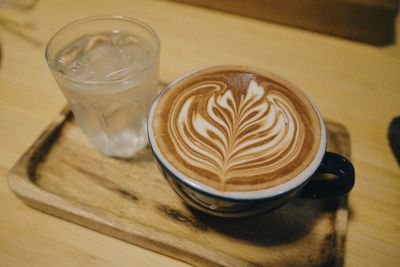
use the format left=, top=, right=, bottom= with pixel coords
left=152, top=67, right=321, bottom=191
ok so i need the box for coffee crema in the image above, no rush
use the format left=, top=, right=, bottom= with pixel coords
left=151, top=66, right=322, bottom=192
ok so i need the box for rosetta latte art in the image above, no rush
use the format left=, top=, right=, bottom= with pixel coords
left=168, top=80, right=305, bottom=187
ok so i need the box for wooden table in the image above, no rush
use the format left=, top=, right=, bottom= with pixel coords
left=0, top=1, right=399, bottom=266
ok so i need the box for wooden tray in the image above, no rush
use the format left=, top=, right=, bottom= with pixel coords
left=8, top=107, right=351, bottom=267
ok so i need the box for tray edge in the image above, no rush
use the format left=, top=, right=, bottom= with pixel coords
left=7, top=106, right=256, bottom=267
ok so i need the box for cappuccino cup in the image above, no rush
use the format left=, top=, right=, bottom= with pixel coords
left=147, top=66, right=355, bottom=217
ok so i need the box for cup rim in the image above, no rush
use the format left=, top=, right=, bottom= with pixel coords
left=45, top=15, right=160, bottom=86
left=148, top=65, right=327, bottom=200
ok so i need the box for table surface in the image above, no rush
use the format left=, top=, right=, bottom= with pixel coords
left=0, top=1, right=399, bottom=266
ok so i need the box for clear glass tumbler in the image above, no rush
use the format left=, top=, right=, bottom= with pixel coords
left=45, top=16, right=160, bottom=158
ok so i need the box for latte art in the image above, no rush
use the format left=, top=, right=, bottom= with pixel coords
left=169, top=80, right=304, bottom=185
left=151, top=67, right=321, bottom=192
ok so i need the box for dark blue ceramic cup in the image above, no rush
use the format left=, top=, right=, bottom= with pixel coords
left=147, top=66, right=355, bottom=218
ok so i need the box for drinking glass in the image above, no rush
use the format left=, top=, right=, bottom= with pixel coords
left=45, top=16, right=160, bottom=158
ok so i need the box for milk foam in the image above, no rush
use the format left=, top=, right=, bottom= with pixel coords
left=150, top=67, right=322, bottom=193
left=168, top=80, right=304, bottom=184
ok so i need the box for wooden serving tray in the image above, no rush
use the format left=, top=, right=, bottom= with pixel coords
left=8, top=107, right=351, bottom=267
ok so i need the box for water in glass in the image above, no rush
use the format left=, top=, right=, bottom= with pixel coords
left=53, top=31, right=159, bottom=158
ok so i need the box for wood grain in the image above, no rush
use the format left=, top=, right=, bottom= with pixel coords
left=172, top=0, right=399, bottom=45
left=0, top=0, right=399, bottom=266
left=8, top=107, right=351, bottom=267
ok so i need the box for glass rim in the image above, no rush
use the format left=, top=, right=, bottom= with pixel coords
left=45, top=15, right=160, bottom=86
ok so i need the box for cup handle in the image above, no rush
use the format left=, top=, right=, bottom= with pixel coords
left=299, top=152, right=355, bottom=199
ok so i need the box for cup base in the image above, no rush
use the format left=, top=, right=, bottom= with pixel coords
left=162, top=167, right=298, bottom=218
